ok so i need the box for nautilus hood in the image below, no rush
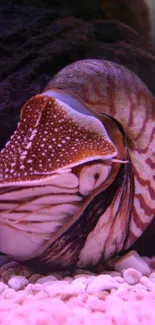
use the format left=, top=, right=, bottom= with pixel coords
left=0, top=94, right=117, bottom=186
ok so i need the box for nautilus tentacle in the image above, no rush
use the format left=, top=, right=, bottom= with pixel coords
left=0, top=59, right=154, bottom=271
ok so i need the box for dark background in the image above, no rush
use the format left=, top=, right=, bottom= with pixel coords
left=0, top=0, right=154, bottom=258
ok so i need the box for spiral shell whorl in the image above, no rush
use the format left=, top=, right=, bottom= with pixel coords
left=46, top=59, right=155, bottom=248
left=46, top=59, right=154, bottom=147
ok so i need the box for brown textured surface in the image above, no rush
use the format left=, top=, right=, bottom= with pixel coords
left=4, top=0, right=151, bottom=40
left=0, top=3, right=155, bottom=149
left=100, top=0, right=151, bottom=40
left=0, top=1, right=155, bottom=259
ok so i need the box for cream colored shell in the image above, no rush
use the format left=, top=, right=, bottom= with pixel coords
left=0, top=59, right=154, bottom=271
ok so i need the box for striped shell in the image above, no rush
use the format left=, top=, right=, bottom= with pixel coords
left=0, top=59, right=154, bottom=271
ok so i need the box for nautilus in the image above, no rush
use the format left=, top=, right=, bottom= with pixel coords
left=0, top=59, right=154, bottom=271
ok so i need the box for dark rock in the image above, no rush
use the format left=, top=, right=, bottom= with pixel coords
left=0, top=4, right=154, bottom=147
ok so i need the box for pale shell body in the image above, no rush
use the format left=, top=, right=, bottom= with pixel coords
left=0, top=59, right=154, bottom=271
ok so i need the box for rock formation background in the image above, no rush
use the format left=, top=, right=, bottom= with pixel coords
left=147, top=0, right=155, bottom=45
left=0, top=0, right=154, bottom=259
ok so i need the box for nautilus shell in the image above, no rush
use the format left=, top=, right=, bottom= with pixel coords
left=0, top=59, right=154, bottom=271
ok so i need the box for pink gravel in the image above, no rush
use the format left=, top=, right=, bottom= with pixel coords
left=0, top=293, right=155, bottom=325
left=0, top=252, right=155, bottom=325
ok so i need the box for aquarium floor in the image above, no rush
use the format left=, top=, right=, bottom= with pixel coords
left=0, top=252, right=154, bottom=324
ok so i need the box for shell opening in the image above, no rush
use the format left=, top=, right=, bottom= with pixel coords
left=0, top=159, right=114, bottom=260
